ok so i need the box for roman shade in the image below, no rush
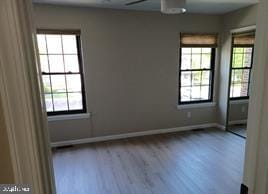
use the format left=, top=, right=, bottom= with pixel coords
left=233, top=32, right=255, bottom=46
left=180, top=33, right=218, bottom=47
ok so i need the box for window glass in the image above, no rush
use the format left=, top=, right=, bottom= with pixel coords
left=230, top=46, right=253, bottom=99
left=37, top=32, right=86, bottom=115
left=179, top=47, right=215, bottom=103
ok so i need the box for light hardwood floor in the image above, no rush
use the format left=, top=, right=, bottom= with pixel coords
left=228, top=124, right=247, bottom=138
left=53, top=128, right=245, bottom=194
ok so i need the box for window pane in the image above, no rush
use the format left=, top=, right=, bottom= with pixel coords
left=202, top=48, right=211, bottom=54
left=191, top=54, right=201, bottom=69
left=62, top=35, right=77, bottom=54
left=181, top=87, right=191, bottom=102
left=201, top=71, right=210, bottom=85
left=231, top=70, right=235, bottom=83
left=192, top=48, right=201, bottom=54
left=181, top=54, right=191, bottom=70
left=37, top=32, right=86, bottom=114
left=233, top=70, right=243, bottom=83
left=244, top=47, right=252, bottom=53
left=49, top=55, right=65, bottom=72
left=234, top=48, right=244, bottom=53
left=201, top=86, right=209, bottom=100
left=64, top=55, right=79, bottom=72
left=201, top=54, right=211, bottom=69
left=230, top=45, right=253, bottom=99
left=68, top=93, right=83, bottom=110
left=45, top=94, right=53, bottom=112
left=40, top=55, right=49, bottom=72
left=66, top=75, right=81, bottom=92
left=53, top=93, right=68, bottom=111
left=244, top=53, right=252, bottom=67
left=242, top=70, right=250, bottom=83
left=179, top=46, right=214, bottom=103
left=233, top=83, right=242, bottom=97
left=230, top=85, right=234, bottom=98
left=46, top=35, right=62, bottom=54
left=51, top=75, right=66, bottom=93
left=241, top=83, right=249, bottom=96
left=181, top=48, right=191, bottom=54
left=192, top=71, right=202, bottom=86
left=37, top=35, right=47, bottom=54
left=42, top=75, right=51, bottom=93
left=181, top=72, right=191, bottom=86
left=233, top=54, right=243, bottom=68
left=191, top=86, right=201, bottom=101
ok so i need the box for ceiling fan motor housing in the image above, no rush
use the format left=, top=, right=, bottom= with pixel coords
left=161, top=0, right=186, bottom=14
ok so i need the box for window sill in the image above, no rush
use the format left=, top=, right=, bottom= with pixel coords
left=177, top=102, right=216, bottom=109
left=48, top=113, right=91, bottom=122
left=230, top=99, right=249, bottom=105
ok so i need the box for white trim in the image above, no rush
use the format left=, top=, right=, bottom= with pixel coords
left=242, top=1, right=268, bottom=193
left=229, top=119, right=247, bottom=125
left=0, top=46, right=22, bottom=183
left=48, top=113, right=90, bottom=122
left=215, top=123, right=226, bottom=130
left=177, top=102, right=216, bottom=109
left=51, top=123, right=220, bottom=147
left=215, top=120, right=247, bottom=130
left=231, top=25, right=256, bottom=34
left=0, top=1, right=55, bottom=193
left=230, top=99, right=249, bottom=105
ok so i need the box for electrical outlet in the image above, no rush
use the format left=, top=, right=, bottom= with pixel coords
left=187, top=112, right=192, bottom=118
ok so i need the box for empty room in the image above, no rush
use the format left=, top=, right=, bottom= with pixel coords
left=1, top=0, right=268, bottom=194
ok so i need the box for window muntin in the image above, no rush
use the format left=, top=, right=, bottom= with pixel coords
left=37, top=31, right=87, bottom=115
left=179, top=47, right=215, bottom=104
left=230, top=46, right=254, bottom=99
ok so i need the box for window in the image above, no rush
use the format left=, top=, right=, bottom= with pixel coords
left=178, top=34, right=217, bottom=104
left=230, top=32, right=255, bottom=99
left=37, top=30, right=87, bottom=115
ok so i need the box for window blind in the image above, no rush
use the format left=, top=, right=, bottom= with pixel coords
left=233, top=32, right=255, bottom=46
left=180, top=33, right=218, bottom=48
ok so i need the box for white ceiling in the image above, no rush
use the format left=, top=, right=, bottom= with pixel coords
left=32, top=0, right=259, bottom=14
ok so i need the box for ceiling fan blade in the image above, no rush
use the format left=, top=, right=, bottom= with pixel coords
left=125, top=0, right=148, bottom=6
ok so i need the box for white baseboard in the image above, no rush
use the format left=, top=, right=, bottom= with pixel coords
left=229, top=120, right=247, bottom=125
left=51, top=123, right=220, bottom=147
left=214, top=120, right=247, bottom=131
left=215, top=123, right=226, bottom=130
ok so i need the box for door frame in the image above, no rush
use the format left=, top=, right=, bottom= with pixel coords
left=225, top=26, right=256, bottom=138
left=0, top=0, right=55, bottom=193
left=242, top=0, right=268, bottom=193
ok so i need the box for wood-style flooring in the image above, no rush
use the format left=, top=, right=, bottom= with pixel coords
left=228, top=124, right=247, bottom=138
left=53, top=128, right=245, bottom=194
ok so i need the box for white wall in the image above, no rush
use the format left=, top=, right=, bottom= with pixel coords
left=33, top=4, right=222, bottom=142
left=242, top=1, right=268, bottom=193
left=33, top=4, right=259, bottom=143
left=218, top=5, right=257, bottom=126
left=228, top=101, right=249, bottom=122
